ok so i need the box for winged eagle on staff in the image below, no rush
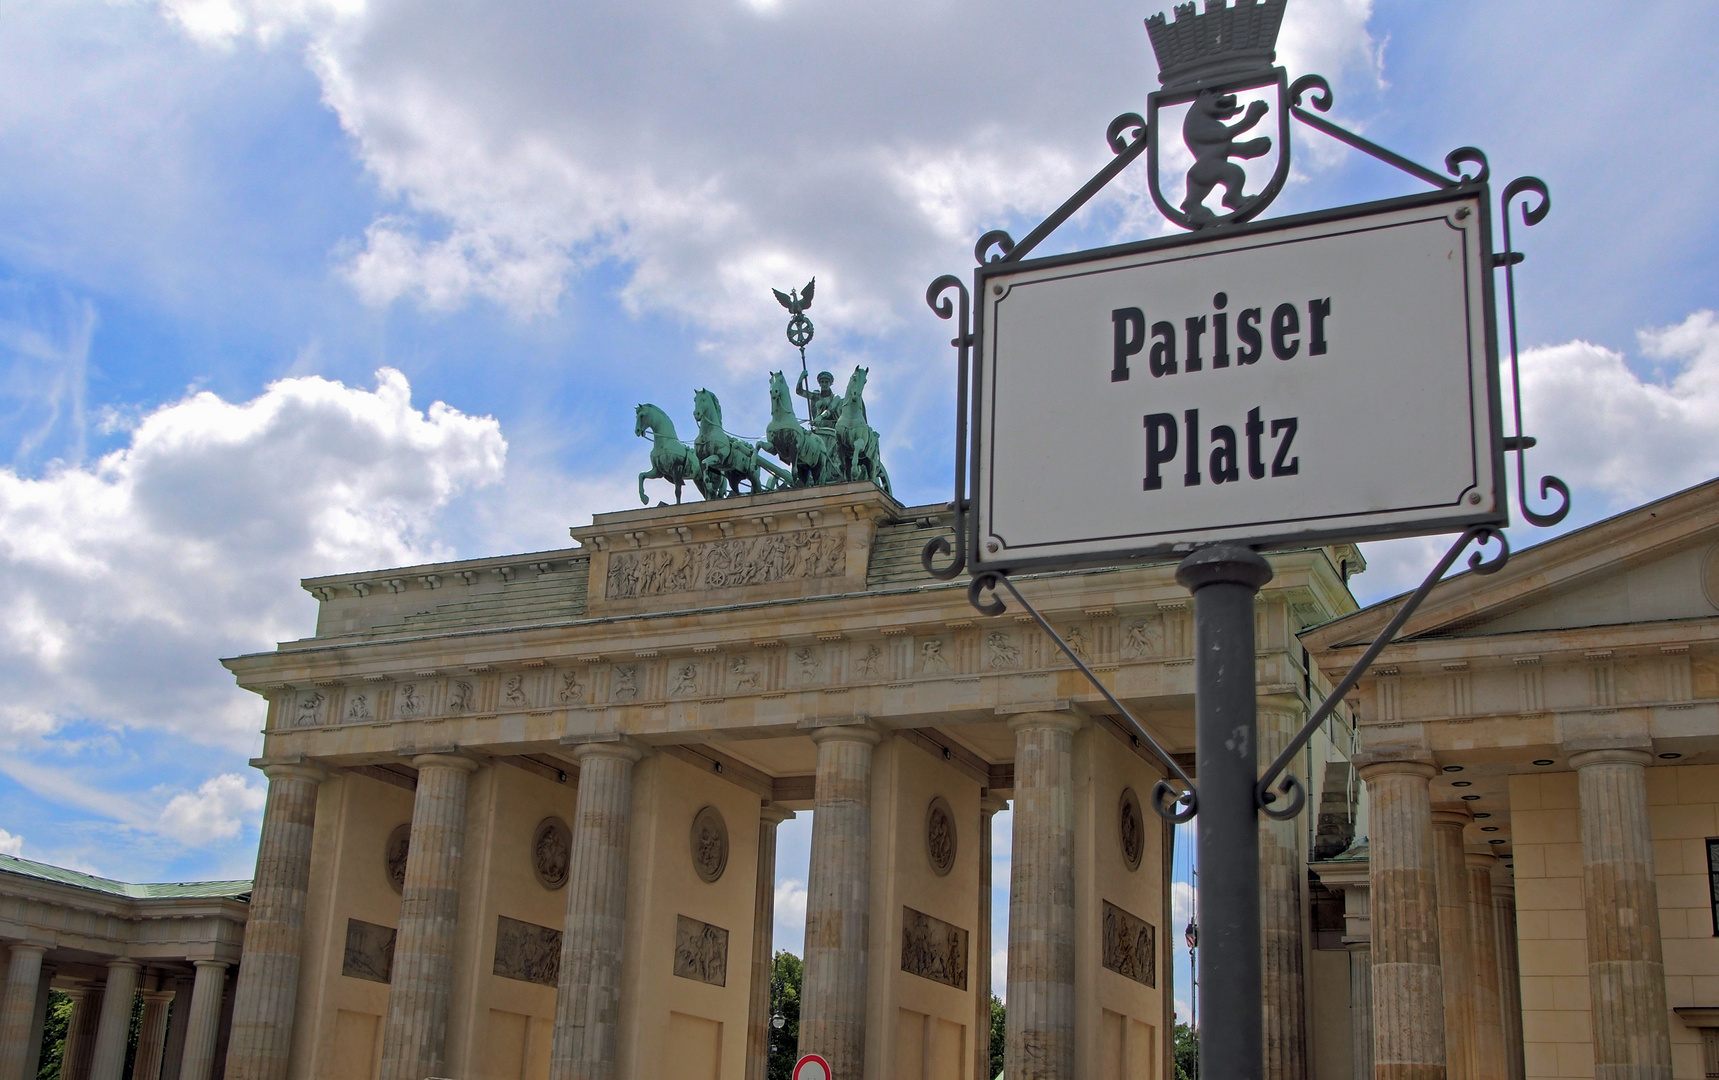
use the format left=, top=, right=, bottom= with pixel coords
left=773, top=277, right=815, bottom=315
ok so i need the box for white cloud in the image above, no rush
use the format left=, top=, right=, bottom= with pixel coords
left=157, top=773, right=266, bottom=845
left=992, top=948, right=1008, bottom=1004
left=150, top=0, right=1380, bottom=358
left=0, top=829, right=22, bottom=856
left=1172, top=879, right=1196, bottom=931
left=0, top=366, right=504, bottom=756
left=774, top=877, right=808, bottom=954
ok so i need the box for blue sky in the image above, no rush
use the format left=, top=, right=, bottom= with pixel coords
left=0, top=0, right=1716, bottom=1010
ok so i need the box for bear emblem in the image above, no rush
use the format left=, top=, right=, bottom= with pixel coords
left=1180, top=89, right=1272, bottom=226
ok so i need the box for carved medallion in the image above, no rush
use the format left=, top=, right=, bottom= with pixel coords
left=900, top=906, right=968, bottom=990
left=384, top=824, right=411, bottom=894
left=926, top=797, right=956, bottom=876
left=690, top=806, right=729, bottom=883
left=673, top=915, right=729, bottom=986
left=1119, top=787, right=1145, bottom=872
left=1101, top=900, right=1156, bottom=987
left=532, top=816, right=572, bottom=890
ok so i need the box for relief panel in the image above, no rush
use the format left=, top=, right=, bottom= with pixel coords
left=493, top=916, right=561, bottom=987
left=603, top=529, right=847, bottom=600
left=342, top=919, right=397, bottom=984
left=900, top=906, right=968, bottom=990
left=1101, top=900, right=1156, bottom=988
left=673, top=915, right=729, bottom=986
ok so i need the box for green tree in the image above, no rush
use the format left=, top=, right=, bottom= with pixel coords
left=766, top=950, right=803, bottom=1080
left=1174, top=1022, right=1199, bottom=1080
left=988, top=995, right=1005, bottom=1079
left=36, top=990, right=70, bottom=1080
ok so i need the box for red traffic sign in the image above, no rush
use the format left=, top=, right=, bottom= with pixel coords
left=792, top=1054, right=832, bottom=1080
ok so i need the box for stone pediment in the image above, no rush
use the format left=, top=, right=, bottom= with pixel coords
left=569, top=480, right=902, bottom=616
left=1301, top=477, right=1719, bottom=649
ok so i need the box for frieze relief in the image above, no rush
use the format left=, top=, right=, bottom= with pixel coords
left=1101, top=900, right=1156, bottom=987
left=342, top=919, right=396, bottom=984
left=901, top=907, right=967, bottom=990
left=493, top=916, right=561, bottom=987
left=604, top=528, right=847, bottom=600
left=673, top=915, right=729, bottom=986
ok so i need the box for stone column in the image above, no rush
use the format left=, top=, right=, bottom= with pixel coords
left=60, top=985, right=99, bottom=1080
left=1465, top=853, right=1507, bottom=1080
left=1259, top=705, right=1308, bottom=1080
left=1006, top=712, right=1080, bottom=1080
left=975, top=795, right=1006, bottom=1080
left=134, top=988, right=176, bottom=1080
left=746, top=805, right=794, bottom=1080
left=1335, top=880, right=1374, bottom=1080
left=378, top=753, right=482, bottom=1080
left=1358, top=761, right=1445, bottom=1080
left=1570, top=749, right=1672, bottom=1080
left=88, top=959, right=141, bottom=1080
left=797, top=724, right=881, bottom=1080
left=551, top=739, right=645, bottom=1080
left=181, top=961, right=230, bottom=1080
left=1491, top=880, right=1524, bottom=1080
left=223, top=760, right=325, bottom=1080
left=0, top=943, right=46, bottom=1080
left=1431, top=808, right=1474, bottom=1080
left=25, top=963, right=55, bottom=1080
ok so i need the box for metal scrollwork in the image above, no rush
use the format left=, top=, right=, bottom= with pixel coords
left=1499, top=175, right=1569, bottom=527
left=1444, top=146, right=1489, bottom=185
left=1107, top=112, right=1148, bottom=154
left=1152, top=780, right=1198, bottom=824
left=1258, top=774, right=1306, bottom=822
left=1467, top=528, right=1511, bottom=574
left=1288, top=74, right=1332, bottom=111
left=921, top=275, right=971, bottom=581
left=975, top=230, right=1016, bottom=265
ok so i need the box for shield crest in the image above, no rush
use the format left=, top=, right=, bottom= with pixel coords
left=1146, top=67, right=1291, bottom=231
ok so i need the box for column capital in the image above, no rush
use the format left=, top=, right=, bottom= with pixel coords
left=1430, top=805, right=1473, bottom=828
left=1006, top=710, right=1084, bottom=735
left=5, top=942, right=47, bottom=960
left=759, top=803, right=796, bottom=827
left=105, top=958, right=142, bottom=974
left=1356, top=760, right=1439, bottom=783
left=408, top=751, right=482, bottom=773
left=141, top=988, right=176, bottom=1004
left=1491, top=879, right=1515, bottom=900
left=1568, top=747, right=1653, bottom=770
left=191, top=959, right=230, bottom=972
left=805, top=722, right=883, bottom=747
left=560, top=733, right=648, bottom=762
left=254, top=758, right=327, bottom=784
left=1465, top=850, right=1498, bottom=872
left=980, top=794, right=1009, bottom=815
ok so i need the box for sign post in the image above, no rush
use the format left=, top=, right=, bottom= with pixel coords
left=920, top=3, right=1570, bottom=1078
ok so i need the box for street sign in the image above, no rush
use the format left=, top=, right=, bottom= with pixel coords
left=792, top=1054, right=832, bottom=1080
left=971, top=186, right=1506, bottom=572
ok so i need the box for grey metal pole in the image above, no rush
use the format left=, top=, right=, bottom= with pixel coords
left=1176, top=544, right=1273, bottom=1080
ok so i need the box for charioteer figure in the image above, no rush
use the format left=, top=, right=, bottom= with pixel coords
left=796, top=370, right=843, bottom=433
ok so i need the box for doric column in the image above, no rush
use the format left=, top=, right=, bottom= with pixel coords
left=223, top=760, right=325, bottom=1080
left=551, top=739, right=645, bottom=1080
left=797, top=724, right=881, bottom=1080
left=0, top=943, right=46, bottom=1080
left=975, top=795, right=1006, bottom=1080
left=88, top=960, right=141, bottom=1080
left=1352, top=940, right=1375, bottom=1080
left=1465, top=853, right=1507, bottom=1080
left=25, top=963, right=55, bottom=1080
left=1431, top=808, right=1474, bottom=1080
left=1569, top=749, right=1672, bottom=1080
left=1006, top=712, right=1081, bottom=1080
left=1259, top=704, right=1308, bottom=1080
left=1491, top=880, right=1524, bottom=1080
left=746, top=805, right=794, bottom=1080
left=378, top=753, right=482, bottom=1080
left=181, top=961, right=230, bottom=1080
left=60, top=985, right=99, bottom=1080
left=1358, top=761, right=1445, bottom=1080
left=134, top=988, right=176, bottom=1080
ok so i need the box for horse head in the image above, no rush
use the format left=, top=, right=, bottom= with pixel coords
left=635, top=403, right=661, bottom=439
left=768, top=371, right=790, bottom=411
left=845, top=366, right=868, bottom=401
left=692, top=388, right=721, bottom=427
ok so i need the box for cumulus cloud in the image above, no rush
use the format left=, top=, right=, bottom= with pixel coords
left=157, top=773, right=267, bottom=845
left=0, top=829, right=22, bottom=857
left=1172, top=879, right=1196, bottom=931
left=0, top=366, right=504, bottom=756
left=151, top=0, right=1381, bottom=359
left=1354, top=311, right=1719, bottom=603
left=774, top=877, right=808, bottom=954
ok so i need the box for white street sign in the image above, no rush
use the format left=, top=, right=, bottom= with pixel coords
left=973, top=188, right=1504, bottom=569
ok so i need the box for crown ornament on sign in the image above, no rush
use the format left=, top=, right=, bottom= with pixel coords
left=1146, top=0, right=1287, bottom=92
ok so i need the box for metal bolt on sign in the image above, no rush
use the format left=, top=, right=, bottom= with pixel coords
left=921, top=2, right=1567, bottom=1079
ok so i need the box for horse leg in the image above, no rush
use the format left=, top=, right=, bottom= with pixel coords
left=638, top=468, right=657, bottom=505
